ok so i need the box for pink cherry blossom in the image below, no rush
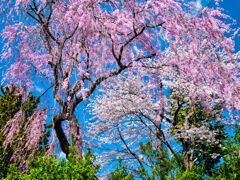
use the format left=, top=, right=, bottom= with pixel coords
left=0, top=0, right=239, bottom=160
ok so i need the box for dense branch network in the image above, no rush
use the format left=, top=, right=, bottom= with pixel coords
left=0, top=0, right=239, bottom=165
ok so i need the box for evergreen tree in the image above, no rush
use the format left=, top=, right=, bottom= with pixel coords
left=0, top=86, right=48, bottom=178
left=0, top=86, right=22, bottom=178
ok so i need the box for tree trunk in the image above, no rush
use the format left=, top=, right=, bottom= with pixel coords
left=156, top=129, right=163, bottom=152
left=53, top=112, right=82, bottom=158
left=183, top=154, right=193, bottom=170
left=69, top=115, right=82, bottom=156
left=183, top=144, right=194, bottom=170
left=53, top=115, right=70, bottom=157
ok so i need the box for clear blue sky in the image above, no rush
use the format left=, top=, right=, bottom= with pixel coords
left=220, top=0, right=240, bottom=22
left=220, top=0, right=240, bottom=50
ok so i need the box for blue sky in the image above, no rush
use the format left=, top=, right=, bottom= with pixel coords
left=220, top=0, right=240, bottom=22
left=219, top=0, right=240, bottom=51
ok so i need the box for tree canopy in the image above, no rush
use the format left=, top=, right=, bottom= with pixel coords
left=0, top=0, right=239, bottom=179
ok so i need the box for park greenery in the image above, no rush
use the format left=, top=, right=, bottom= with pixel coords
left=0, top=87, right=239, bottom=179
left=0, top=0, right=239, bottom=179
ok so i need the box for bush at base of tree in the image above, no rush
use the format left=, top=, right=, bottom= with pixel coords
left=4, top=148, right=100, bottom=180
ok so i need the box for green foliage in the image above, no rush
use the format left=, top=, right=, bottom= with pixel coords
left=1, top=88, right=239, bottom=179
left=0, top=87, right=98, bottom=179
left=111, top=99, right=235, bottom=179
left=4, top=148, right=100, bottom=180
left=211, top=156, right=240, bottom=180
left=172, top=164, right=206, bottom=180
left=0, top=86, right=22, bottom=129
left=210, top=125, right=240, bottom=180
left=139, top=142, right=179, bottom=180
left=109, top=158, right=133, bottom=180
left=4, top=164, right=25, bottom=180
left=194, top=122, right=226, bottom=175
left=0, top=86, right=46, bottom=178
left=170, top=100, right=226, bottom=174
left=173, top=169, right=203, bottom=180
left=0, top=148, right=12, bottom=179
left=21, top=94, right=39, bottom=118
left=0, top=87, right=22, bottom=178
left=235, top=125, right=240, bottom=142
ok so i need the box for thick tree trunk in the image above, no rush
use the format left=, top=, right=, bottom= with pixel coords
left=182, top=143, right=194, bottom=170
left=69, top=115, right=82, bottom=156
left=53, top=112, right=82, bottom=158
left=53, top=115, right=70, bottom=157
left=156, top=129, right=163, bottom=152
left=183, top=153, right=194, bottom=170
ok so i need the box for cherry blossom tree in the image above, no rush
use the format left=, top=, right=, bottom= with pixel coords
left=88, top=73, right=229, bottom=174
left=86, top=1, right=240, bottom=171
left=0, top=0, right=239, bottom=162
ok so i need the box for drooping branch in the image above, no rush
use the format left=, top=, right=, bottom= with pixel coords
left=116, top=121, right=144, bottom=169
